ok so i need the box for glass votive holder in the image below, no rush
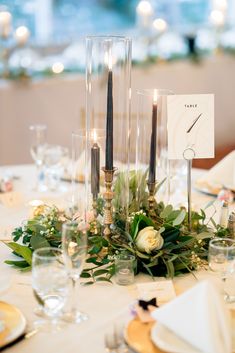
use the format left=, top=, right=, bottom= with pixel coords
left=115, top=254, right=135, bottom=286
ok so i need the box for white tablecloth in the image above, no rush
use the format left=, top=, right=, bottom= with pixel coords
left=0, top=165, right=233, bottom=353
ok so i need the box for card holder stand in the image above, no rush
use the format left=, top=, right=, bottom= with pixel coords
left=183, top=147, right=196, bottom=231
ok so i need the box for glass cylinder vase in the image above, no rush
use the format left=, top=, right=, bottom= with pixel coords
left=71, top=129, right=105, bottom=228
left=135, top=89, right=173, bottom=209
left=86, top=36, right=132, bottom=236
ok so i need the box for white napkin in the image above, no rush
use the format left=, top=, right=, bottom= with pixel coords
left=197, top=151, right=235, bottom=191
left=151, top=280, right=232, bottom=353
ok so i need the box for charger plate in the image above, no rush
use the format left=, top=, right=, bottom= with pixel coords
left=125, top=317, right=165, bottom=353
left=0, top=301, right=26, bottom=349
left=126, top=310, right=235, bottom=353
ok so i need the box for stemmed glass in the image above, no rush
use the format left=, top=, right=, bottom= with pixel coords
left=62, top=222, right=88, bottom=323
left=29, top=124, right=47, bottom=191
left=32, top=247, right=70, bottom=332
left=208, top=238, right=235, bottom=302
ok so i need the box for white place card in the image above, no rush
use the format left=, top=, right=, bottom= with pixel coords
left=136, top=280, right=176, bottom=303
left=167, top=94, right=214, bottom=160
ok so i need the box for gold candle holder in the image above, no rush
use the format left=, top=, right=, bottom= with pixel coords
left=102, top=167, right=117, bottom=238
left=91, top=197, right=99, bottom=235
left=147, top=181, right=156, bottom=214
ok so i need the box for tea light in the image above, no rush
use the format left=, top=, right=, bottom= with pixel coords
left=136, top=0, right=153, bottom=29
left=15, top=26, right=30, bottom=46
left=153, top=18, right=168, bottom=33
left=52, top=62, right=64, bottom=74
left=210, top=10, right=225, bottom=27
left=0, top=11, right=12, bottom=38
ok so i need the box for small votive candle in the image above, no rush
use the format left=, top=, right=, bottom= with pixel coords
left=115, top=254, right=135, bottom=286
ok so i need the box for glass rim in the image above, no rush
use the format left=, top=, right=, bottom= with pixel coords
left=29, top=124, right=47, bottom=131
left=137, top=89, right=174, bottom=97
left=86, top=35, right=131, bottom=43
left=33, top=247, right=63, bottom=259
left=62, top=222, right=79, bottom=230
left=209, top=237, right=235, bottom=250
left=72, top=128, right=106, bottom=140
left=115, top=253, right=135, bottom=261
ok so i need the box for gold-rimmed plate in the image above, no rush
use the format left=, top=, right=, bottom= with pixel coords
left=125, top=317, right=165, bottom=353
left=0, top=301, right=26, bottom=349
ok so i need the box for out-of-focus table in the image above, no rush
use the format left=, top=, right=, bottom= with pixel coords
left=0, top=165, right=234, bottom=353
left=1, top=54, right=235, bottom=165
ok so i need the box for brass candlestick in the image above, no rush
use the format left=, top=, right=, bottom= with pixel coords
left=102, top=167, right=117, bottom=238
left=91, top=197, right=99, bottom=234
left=147, top=181, right=156, bottom=214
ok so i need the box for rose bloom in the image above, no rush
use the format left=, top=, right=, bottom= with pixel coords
left=135, top=226, right=164, bottom=254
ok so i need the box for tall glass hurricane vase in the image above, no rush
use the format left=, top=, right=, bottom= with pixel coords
left=86, top=36, right=131, bottom=237
left=135, top=89, right=173, bottom=209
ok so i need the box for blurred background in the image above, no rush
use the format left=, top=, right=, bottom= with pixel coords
left=0, top=0, right=235, bottom=166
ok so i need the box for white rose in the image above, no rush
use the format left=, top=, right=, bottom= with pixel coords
left=135, top=226, right=164, bottom=254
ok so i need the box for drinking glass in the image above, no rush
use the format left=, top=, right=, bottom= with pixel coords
left=208, top=238, right=235, bottom=302
left=115, top=253, right=135, bottom=285
left=29, top=124, right=47, bottom=191
left=62, top=222, right=88, bottom=323
left=43, top=144, right=69, bottom=191
left=32, top=247, right=69, bottom=331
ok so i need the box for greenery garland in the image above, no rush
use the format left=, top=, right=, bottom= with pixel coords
left=3, top=171, right=229, bottom=284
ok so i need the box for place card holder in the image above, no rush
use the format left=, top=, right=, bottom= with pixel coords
left=183, top=147, right=196, bottom=231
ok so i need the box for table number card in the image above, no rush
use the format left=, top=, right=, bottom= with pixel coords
left=167, top=94, right=214, bottom=160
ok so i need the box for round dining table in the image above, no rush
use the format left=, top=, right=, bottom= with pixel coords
left=0, top=164, right=233, bottom=353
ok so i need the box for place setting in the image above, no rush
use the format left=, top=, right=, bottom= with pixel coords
left=1, top=2, right=235, bottom=353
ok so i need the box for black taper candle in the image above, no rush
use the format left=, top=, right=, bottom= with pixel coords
left=91, top=142, right=100, bottom=198
left=148, top=101, right=158, bottom=184
left=105, top=69, right=113, bottom=170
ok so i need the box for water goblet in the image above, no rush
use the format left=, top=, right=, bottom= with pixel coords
left=208, top=237, right=235, bottom=302
left=32, top=247, right=70, bottom=332
left=62, top=222, right=88, bottom=323
left=43, top=144, right=69, bottom=192
left=29, top=124, right=47, bottom=191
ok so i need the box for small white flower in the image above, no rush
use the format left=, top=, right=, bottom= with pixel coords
left=135, top=226, right=164, bottom=254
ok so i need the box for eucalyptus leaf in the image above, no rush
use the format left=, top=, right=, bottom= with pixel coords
left=30, top=234, right=50, bottom=250
left=80, top=272, right=92, bottom=278
left=96, top=277, right=112, bottom=283
left=93, top=269, right=109, bottom=276
left=4, top=259, right=31, bottom=269
left=5, top=242, right=32, bottom=265
left=172, top=209, right=186, bottom=226
left=160, top=205, right=173, bottom=219
left=155, top=177, right=167, bottom=194
left=196, top=232, right=213, bottom=240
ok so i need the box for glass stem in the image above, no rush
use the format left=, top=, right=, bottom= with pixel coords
left=36, top=162, right=43, bottom=188
left=71, top=277, right=78, bottom=312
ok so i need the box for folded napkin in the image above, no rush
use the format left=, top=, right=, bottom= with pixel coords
left=151, top=280, right=232, bottom=353
left=197, top=151, right=235, bottom=191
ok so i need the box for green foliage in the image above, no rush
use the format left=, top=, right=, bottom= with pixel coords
left=3, top=170, right=229, bottom=283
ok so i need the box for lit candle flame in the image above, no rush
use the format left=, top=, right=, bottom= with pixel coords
left=93, top=129, right=97, bottom=142
left=104, top=52, right=112, bottom=71
left=153, top=89, right=158, bottom=104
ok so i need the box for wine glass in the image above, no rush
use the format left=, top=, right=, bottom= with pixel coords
left=43, top=144, right=69, bottom=191
left=62, top=222, right=88, bottom=323
left=32, top=247, right=70, bottom=331
left=208, top=238, right=235, bottom=302
left=29, top=124, right=47, bottom=191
